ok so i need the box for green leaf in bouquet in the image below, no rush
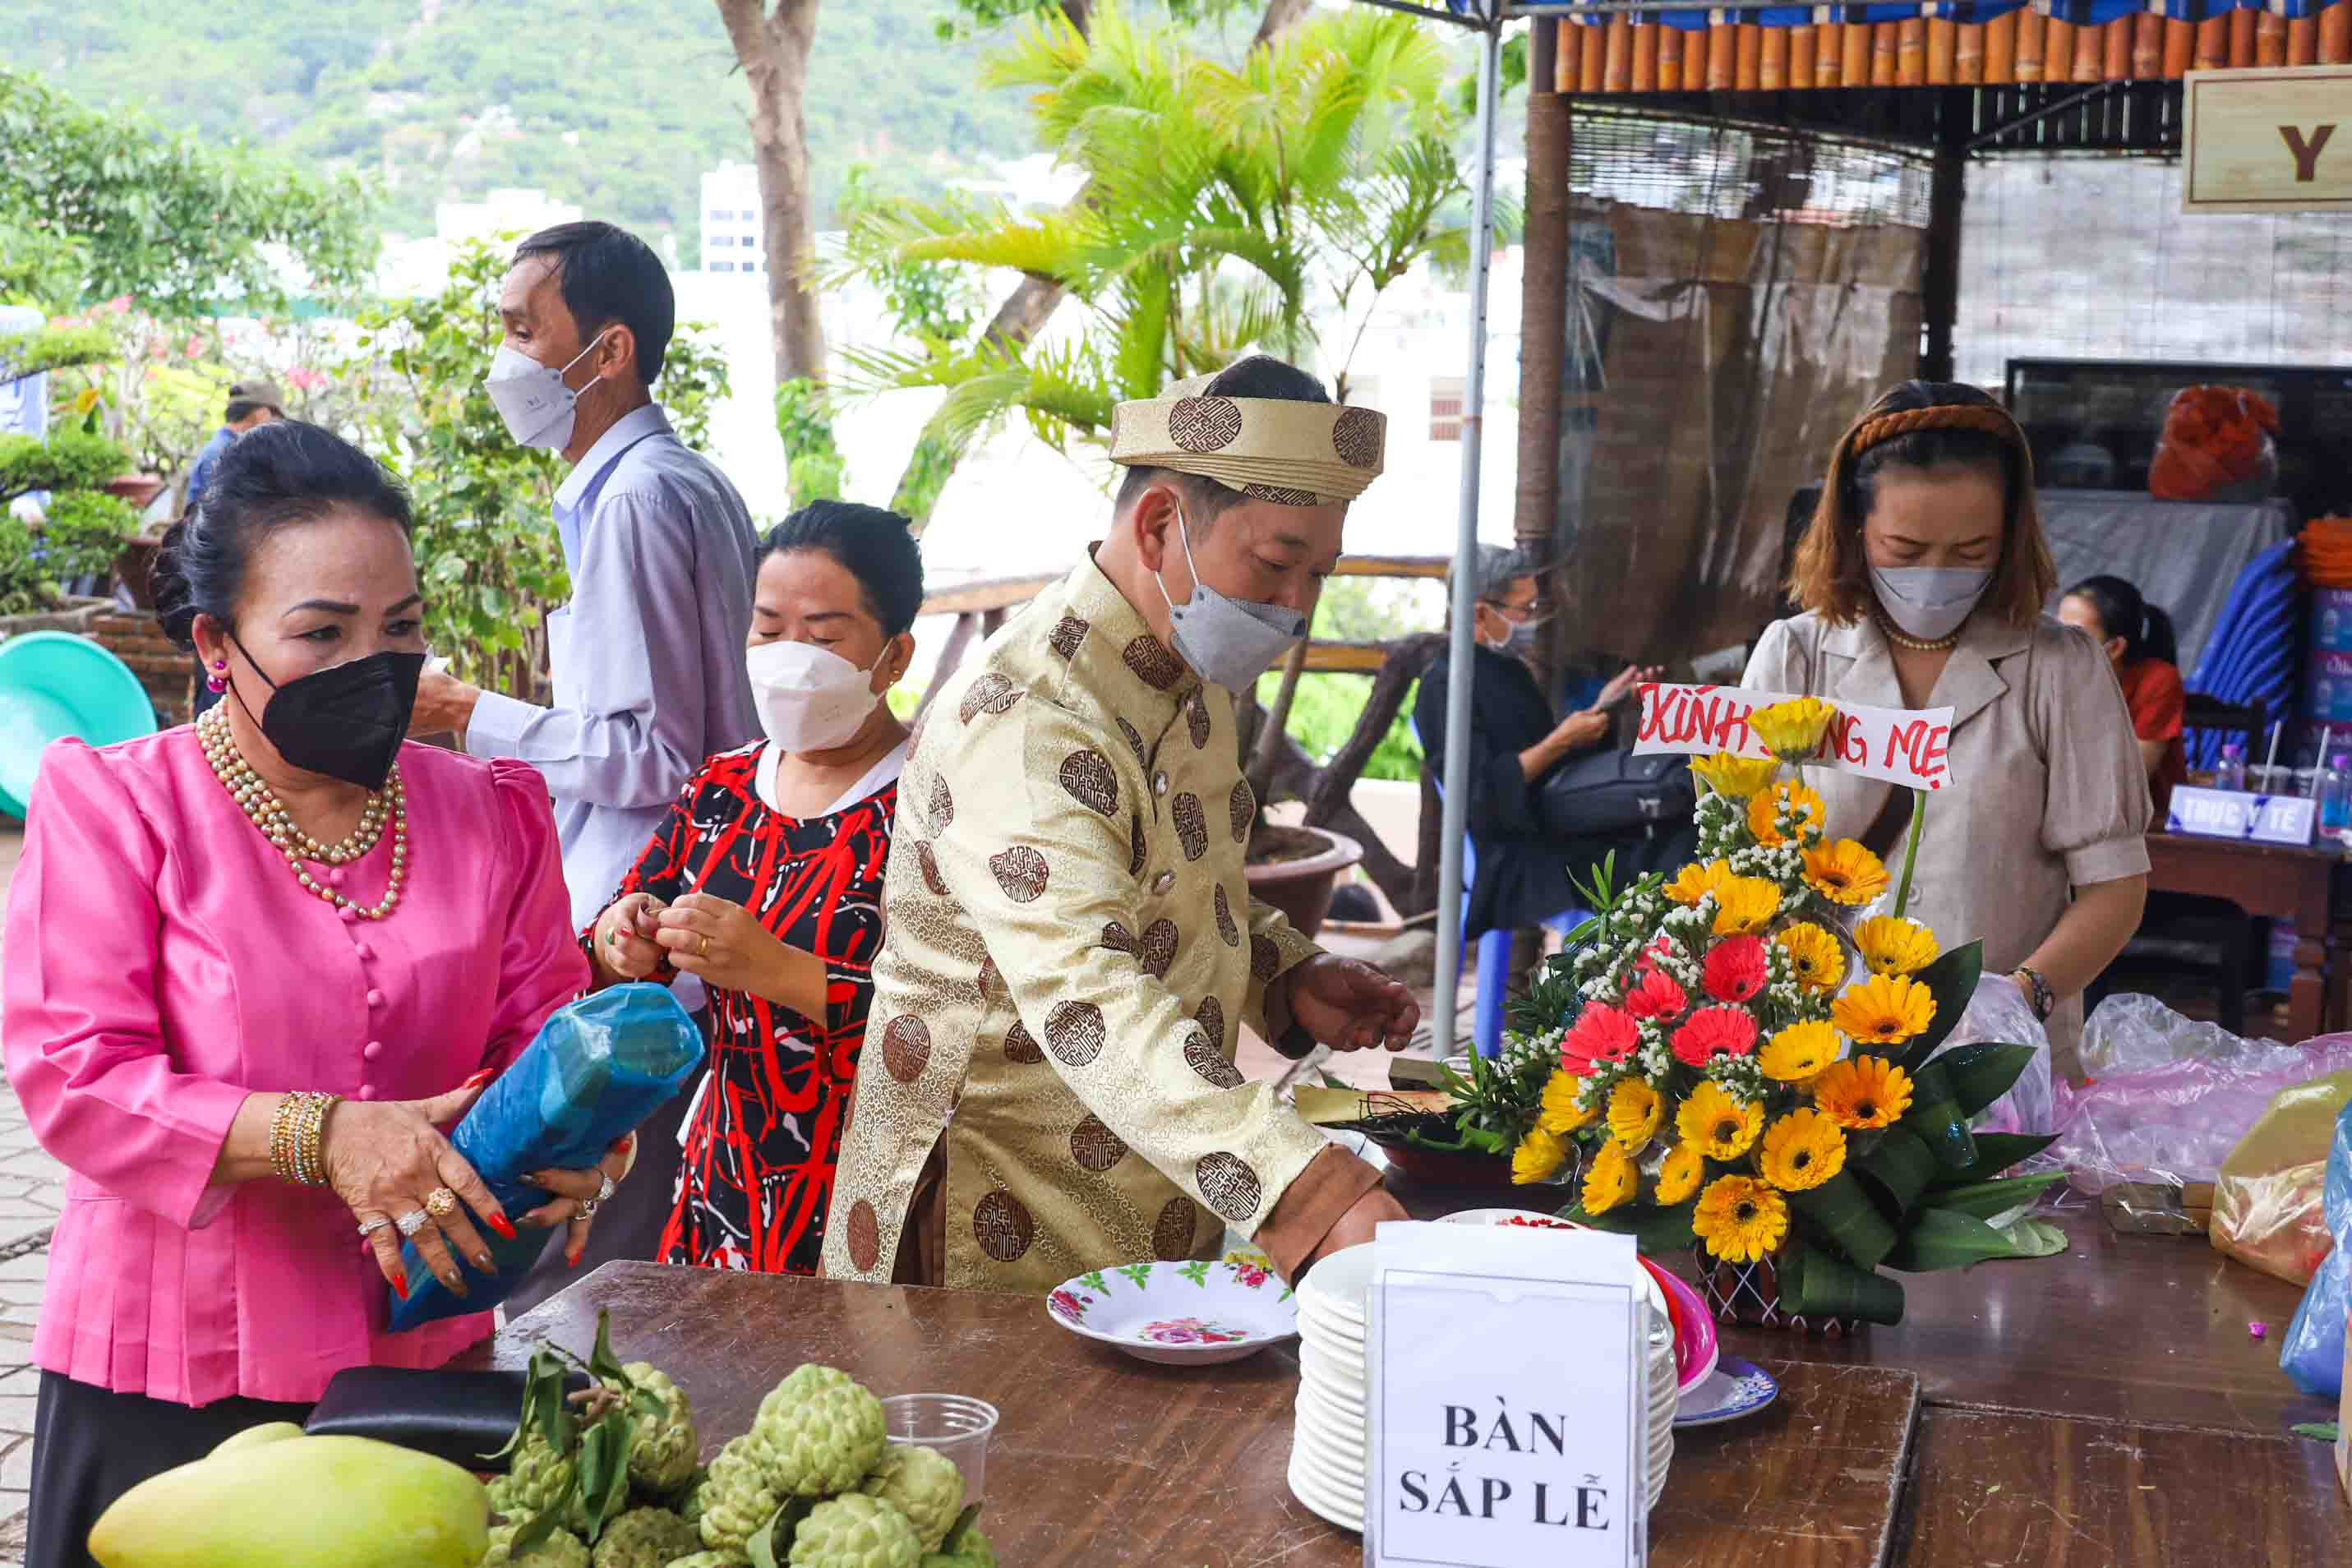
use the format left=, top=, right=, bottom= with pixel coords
left=1920, top=1172, right=2066, bottom=1222
left=1933, top=1132, right=2060, bottom=1184
left=1898, top=1061, right=1977, bottom=1173
left=1556, top=1197, right=1698, bottom=1255
left=1781, top=1238, right=1906, bottom=1325
left=1933, top=1043, right=2039, bottom=1118
left=1888, top=1206, right=2067, bottom=1271
left=1786, top=1170, right=1900, bottom=1271
left=1856, top=1124, right=1938, bottom=1219
left=1893, top=939, right=1984, bottom=1071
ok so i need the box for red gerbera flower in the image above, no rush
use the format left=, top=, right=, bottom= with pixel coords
left=1624, top=966, right=1689, bottom=1024
left=1632, top=934, right=1675, bottom=981
left=1562, top=1003, right=1640, bottom=1076
left=1703, top=935, right=1769, bottom=1004
left=1672, top=1005, right=1759, bottom=1068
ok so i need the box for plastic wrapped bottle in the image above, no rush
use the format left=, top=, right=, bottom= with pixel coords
left=2327, top=754, right=2352, bottom=842
left=2214, top=741, right=2246, bottom=792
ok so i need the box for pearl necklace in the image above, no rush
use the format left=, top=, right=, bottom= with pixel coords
left=199, top=708, right=409, bottom=920
left=1872, top=609, right=1960, bottom=654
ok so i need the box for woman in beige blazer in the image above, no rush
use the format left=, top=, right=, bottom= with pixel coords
left=1744, top=381, right=2151, bottom=1081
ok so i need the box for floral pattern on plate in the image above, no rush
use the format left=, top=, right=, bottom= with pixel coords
left=1045, top=1259, right=1298, bottom=1366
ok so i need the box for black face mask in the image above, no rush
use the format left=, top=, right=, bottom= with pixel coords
left=228, top=634, right=424, bottom=791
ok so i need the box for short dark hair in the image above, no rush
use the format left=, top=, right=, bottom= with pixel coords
left=1790, top=380, right=2057, bottom=629
left=759, top=500, right=925, bottom=639
left=514, top=221, right=675, bottom=385
left=153, top=421, right=414, bottom=651
left=224, top=399, right=269, bottom=423
left=1114, top=355, right=1333, bottom=527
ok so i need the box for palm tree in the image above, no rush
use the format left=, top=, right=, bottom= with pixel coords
left=823, top=0, right=1495, bottom=521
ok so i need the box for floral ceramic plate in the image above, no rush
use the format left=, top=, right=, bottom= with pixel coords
left=1046, top=1259, right=1299, bottom=1366
left=1672, top=1355, right=1779, bottom=1427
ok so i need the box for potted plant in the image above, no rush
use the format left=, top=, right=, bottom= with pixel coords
left=1238, top=640, right=1365, bottom=939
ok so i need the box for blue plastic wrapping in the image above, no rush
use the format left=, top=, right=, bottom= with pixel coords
left=2279, top=1098, right=2352, bottom=1400
left=389, top=983, right=703, bottom=1331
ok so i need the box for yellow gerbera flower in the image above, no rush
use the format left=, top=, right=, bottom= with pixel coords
left=1760, top=1020, right=1842, bottom=1083
left=1512, top=1126, right=1569, bottom=1185
left=1832, top=972, right=1938, bottom=1047
left=1580, top=1140, right=1639, bottom=1215
left=1676, top=1080, right=1764, bottom=1160
left=1655, top=1141, right=1705, bottom=1206
left=1854, top=915, right=1941, bottom=977
left=1759, top=1109, right=1848, bottom=1192
left=1538, top=1067, right=1598, bottom=1135
left=1803, top=838, right=1890, bottom=906
left=1711, top=876, right=1783, bottom=937
left=1689, top=751, right=1778, bottom=800
left=1810, top=1055, right=1915, bottom=1130
left=1773, top=922, right=1847, bottom=993
left=1665, top=859, right=1736, bottom=909
left=1750, top=696, right=1837, bottom=762
left=1693, top=1174, right=1790, bottom=1263
left=1607, top=1077, right=1662, bottom=1151
left=1746, top=779, right=1827, bottom=848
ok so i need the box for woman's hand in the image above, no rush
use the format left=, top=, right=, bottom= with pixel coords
left=593, top=892, right=667, bottom=984
left=518, top=1139, right=635, bottom=1269
left=323, top=1081, right=514, bottom=1300
left=1548, top=708, right=1612, bottom=752
left=653, top=892, right=823, bottom=1013
left=1595, top=662, right=1664, bottom=710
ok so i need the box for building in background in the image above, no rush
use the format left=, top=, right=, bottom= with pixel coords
left=376, top=187, right=583, bottom=297
left=701, top=163, right=766, bottom=274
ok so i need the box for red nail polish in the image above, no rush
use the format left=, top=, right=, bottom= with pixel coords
left=461, top=1068, right=496, bottom=1091
left=566, top=1251, right=582, bottom=1269
left=392, top=1270, right=409, bottom=1300
left=487, top=1214, right=518, bottom=1240
left=617, top=1133, right=634, bottom=1155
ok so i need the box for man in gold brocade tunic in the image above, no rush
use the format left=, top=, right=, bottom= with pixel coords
left=822, top=357, right=1418, bottom=1292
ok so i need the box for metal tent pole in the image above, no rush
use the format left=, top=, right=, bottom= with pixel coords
left=1434, top=2, right=1505, bottom=1064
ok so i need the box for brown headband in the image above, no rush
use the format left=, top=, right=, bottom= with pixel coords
left=1848, top=402, right=2022, bottom=458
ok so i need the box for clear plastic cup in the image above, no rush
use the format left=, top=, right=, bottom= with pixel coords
left=880, top=1393, right=1000, bottom=1506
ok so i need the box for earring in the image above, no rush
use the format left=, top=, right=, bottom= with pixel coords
left=206, top=659, right=228, bottom=694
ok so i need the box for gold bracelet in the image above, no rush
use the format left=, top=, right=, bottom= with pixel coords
left=306, top=1095, right=344, bottom=1187
left=268, top=1094, right=303, bottom=1185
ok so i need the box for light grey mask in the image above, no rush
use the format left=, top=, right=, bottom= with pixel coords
left=1870, top=565, right=1990, bottom=643
left=1155, top=508, right=1306, bottom=691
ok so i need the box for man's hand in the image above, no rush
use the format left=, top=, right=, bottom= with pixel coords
left=409, top=668, right=483, bottom=739
left=1301, top=1188, right=1409, bottom=1276
left=1280, top=954, right=1418, bottom=1054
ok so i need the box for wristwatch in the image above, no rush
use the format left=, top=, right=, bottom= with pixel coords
left=2012, top=965, right=2055, bottom=1023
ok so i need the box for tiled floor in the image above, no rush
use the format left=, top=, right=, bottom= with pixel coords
left=0, top=820, right=50, bottom=1556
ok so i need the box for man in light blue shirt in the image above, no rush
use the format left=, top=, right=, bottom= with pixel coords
left=407, top=220, right=759, bottom=1307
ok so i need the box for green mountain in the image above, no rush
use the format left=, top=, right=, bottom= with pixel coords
left=18, top=0, right=1050, bottom=258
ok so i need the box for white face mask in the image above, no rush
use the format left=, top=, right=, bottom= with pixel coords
left=745, top=639, right=883, bottom=754
left=483, top=335, right=606, bottom=450
left=1153, top=506, right=1306, bottom=692
left=1870, top=565, right=1991, bottom=643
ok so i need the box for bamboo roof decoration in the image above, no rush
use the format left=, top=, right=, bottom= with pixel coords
left=1550, top=0, right=2352, bottom=94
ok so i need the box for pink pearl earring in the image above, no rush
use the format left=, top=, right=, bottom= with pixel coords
left=206, top=659, right=228, bottom=694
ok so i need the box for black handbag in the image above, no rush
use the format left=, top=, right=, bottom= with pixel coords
left=1535, top=745, right=1698, bottom=841
left=304, top=1366, right=588, bottom=1473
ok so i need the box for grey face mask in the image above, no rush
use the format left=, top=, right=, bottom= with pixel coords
left=1482, top=611, right=1548, bottom=655
left=1155, top=507, right=1306, bottom=692
left=1870, top=565, right=1990, bottom=643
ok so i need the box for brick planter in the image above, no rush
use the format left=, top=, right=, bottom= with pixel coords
left=85, top=610, right=193, bottom=728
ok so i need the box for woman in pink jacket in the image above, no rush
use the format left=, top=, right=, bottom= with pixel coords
left=3, top=422, right=618, bottom=1568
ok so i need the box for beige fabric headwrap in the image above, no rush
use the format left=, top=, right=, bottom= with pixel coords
left=1108, top=371, right=1387, bottom=507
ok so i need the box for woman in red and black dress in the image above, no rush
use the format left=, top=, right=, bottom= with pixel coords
left=584, top=501, right=921, bottom=1275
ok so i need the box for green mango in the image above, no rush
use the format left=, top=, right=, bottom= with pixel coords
left=205, top=1421, right=307, bottom=1460
left=90, top=1434, right=488, bottom=1568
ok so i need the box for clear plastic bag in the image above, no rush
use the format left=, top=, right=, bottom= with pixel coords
left=1918, top=974, right=2055, bottom=1137
left=2210, top=1070, right=2352, bottom=1287
left=388, top=983, right=703, bottom=1331
left=2279, top=1097, right=2352, bottom=1400
left=2045, top=995, right=2352, bottom=1196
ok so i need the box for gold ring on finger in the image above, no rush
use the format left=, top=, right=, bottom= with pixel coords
left=699, top=935, right=711, bottom=958
left=426, top=1187, right=459, bottom=1220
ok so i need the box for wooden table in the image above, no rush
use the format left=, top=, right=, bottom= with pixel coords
left=2142, top=831, right=2348, bottom=1040
left=468, top=1263, right=1924, bottom=1568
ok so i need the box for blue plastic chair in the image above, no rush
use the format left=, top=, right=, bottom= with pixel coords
left=1414, top=713, right=1589, bottom=1058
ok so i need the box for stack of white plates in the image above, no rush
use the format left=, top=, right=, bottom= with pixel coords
left=1287, top=1243, right=1676, bottom=1532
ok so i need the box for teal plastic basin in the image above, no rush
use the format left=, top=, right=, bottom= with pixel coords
left=0, top=630, right=159, bottom=819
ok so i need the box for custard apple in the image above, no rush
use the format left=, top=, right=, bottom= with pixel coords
left=623, top=1363, right=702, bottom=1494
left=753, top=1365, right=887, bottom=1498
left=483, top=1523, right=592, bottom=1568
left=696, top=1434, right=783, bottom=1554
left=786, top=1495, right=922, bottom=1568
left=665, top=1555, right=749, bottom=1568
left=490, top=1434, right=579, bottom=1523
left=920, top=1525, right=996, bottom=1568
left=591, top=1506, right=702, bottom=1568
left=670, top=1467, right=711, bottom=1526
left=859, top=1447, right=965, bottom=1552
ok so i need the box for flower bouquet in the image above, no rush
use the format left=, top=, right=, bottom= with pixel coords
left=1504, top=697, right=2065, bottom=1329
